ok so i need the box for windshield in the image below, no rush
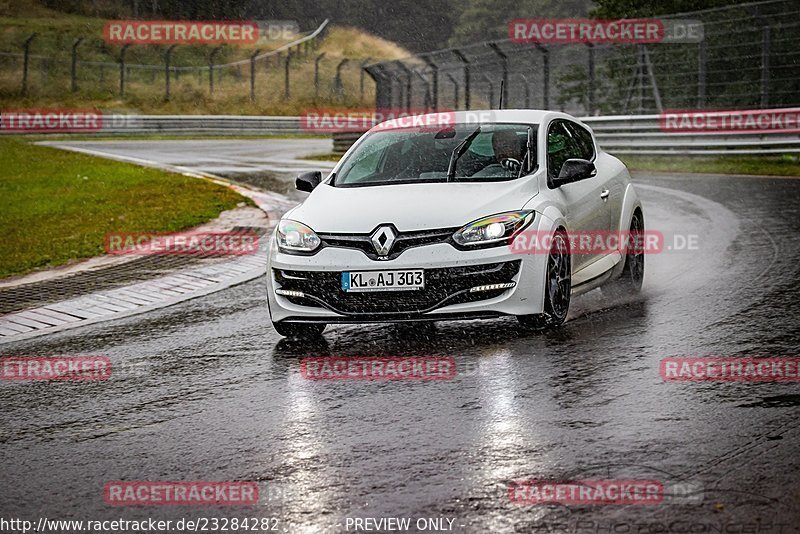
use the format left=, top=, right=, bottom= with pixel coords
left=333, top=123, right=538, bottom=187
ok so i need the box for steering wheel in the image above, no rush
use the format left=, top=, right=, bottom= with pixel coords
left=500, top=157, right=522, bottom=173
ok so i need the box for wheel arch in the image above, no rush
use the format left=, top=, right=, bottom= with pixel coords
left=617, top=183, right=644, bottom=233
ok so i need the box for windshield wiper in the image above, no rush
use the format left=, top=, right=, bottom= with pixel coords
left=446, top=126, right=481, bottom=182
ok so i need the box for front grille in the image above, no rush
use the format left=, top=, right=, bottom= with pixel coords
left=317, top=226, right=458, bottom=260
left=274, top=260, right=521, bottom=317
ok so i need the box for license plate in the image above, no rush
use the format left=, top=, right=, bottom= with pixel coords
left=342, top=270, right=424, bottom=292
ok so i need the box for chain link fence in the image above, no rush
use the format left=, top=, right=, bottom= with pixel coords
left=0, top=20, right=380, bottom=106
left=364, top=0, right=800, bottom=115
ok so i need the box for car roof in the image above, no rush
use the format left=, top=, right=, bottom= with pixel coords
left=366, top=109, right=590, bottom=133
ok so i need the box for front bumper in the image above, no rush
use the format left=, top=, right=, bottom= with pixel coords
left=266, top=229, right=549, bottom=324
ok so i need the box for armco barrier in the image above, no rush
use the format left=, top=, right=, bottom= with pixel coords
left=582, top=114, right=800, bottom=156
left=329, top=112, right=800, bottom=156
left=3, top=111, right=798, bottom=156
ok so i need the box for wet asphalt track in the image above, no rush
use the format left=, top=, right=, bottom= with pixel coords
left=1, top=160, right=800, bottom=533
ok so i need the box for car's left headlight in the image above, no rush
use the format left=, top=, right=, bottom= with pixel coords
left=277, top=219, right=321, bottom=253
left=452, top=210, right=535, bottom=247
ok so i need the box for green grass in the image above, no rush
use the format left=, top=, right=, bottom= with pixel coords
left=0, top=137, right=249, bottom=278
left=303, top=152, right=342, bottom=162
left=620, top=154, right=800, bottom=177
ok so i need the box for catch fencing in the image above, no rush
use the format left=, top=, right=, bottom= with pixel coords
left=0, top=19, right=375, bottom=103
left=363, top=0, right=800, bottom=116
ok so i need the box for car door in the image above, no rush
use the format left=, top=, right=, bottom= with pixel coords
left=546, top=119, right=608, bottom=272
left=565, top=120, right=622, bottom=234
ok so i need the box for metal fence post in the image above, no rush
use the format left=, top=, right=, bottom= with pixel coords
left=208, top=46, right=222, bottom=96
left=446, top=73, right=460, bottom=109
left=360, top=58, right=371, bottom=103
left=761, top=26, right=770, bottom=108
left=376, top=64, right=393, bottom=109
left=483, top=74, right=494, bottom=109
left=422, top=55, right=438, bottom=111
left=21, top=33, right=37, bottom=95
left=394, top=61, right=412, bottom=111
left=284, top=49, right=291, bottom=100
left=536, top=44, right=549, bottom=109
left=414, top=69, right=431, bottom=111
left=119, top=44, right=130, bottom=97
left=164, top=44, right=177, bottom=100
left=71, top=38, right=83, bottom=92
left=250, top=48, right=261, bottom=103
left=314, top=53, right=326, bottom=99
left=364, top=64, right=385, bottom=108
left=520, top=74, right=530, bottom=108
left=453, top=49, right=470, bottom=110
left=697, top=39, right=707, bottom=108
left=334, top=58, right=349, bottom=98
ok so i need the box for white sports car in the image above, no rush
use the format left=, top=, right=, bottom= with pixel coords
left=267, top=110, right=644, bottom=338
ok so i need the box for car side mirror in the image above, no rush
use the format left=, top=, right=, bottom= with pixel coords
left=553, top=159, right=597, bottom=187
left=296, top=171, right=322, bottom=193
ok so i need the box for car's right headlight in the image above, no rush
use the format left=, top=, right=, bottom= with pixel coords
left=277, top=219, right=321, bottom=253
left=452, top=210, right=535, bottom=248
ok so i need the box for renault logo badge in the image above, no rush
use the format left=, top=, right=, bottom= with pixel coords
left=370, top=225, right=396, bottom=256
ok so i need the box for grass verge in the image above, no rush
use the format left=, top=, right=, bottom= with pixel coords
left=620, top=154, right=800, bottom=177
left=0, top=137, right=250, bottom=279
left=303, top=153, right=342, bottom=162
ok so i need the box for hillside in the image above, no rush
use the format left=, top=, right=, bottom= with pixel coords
left=0, top=2, right=411, bottom=115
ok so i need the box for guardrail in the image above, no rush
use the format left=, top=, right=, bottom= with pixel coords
left=332, top=113, right=800, bottom=156
left=4, top=111, right=798, bottom=156
left=582, top=114, right=800, bottom=156
left=101, top=115, right=306, bottom=135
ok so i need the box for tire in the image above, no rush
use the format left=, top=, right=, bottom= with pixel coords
left=517, top=229, right=571, bottom=330
left=604, top=210, right=645, bottom=297
left=272, top=321, right=326, bottom=339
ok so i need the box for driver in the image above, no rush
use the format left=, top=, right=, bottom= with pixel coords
left=492, top=129, right=524, bottom=163
left=472, top=130, right=525, bottom=177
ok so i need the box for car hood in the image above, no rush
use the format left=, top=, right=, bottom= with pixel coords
left=287, top=177, right=539, bottom=233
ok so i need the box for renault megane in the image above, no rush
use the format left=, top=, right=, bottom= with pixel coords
left=266, top=110, right=644, bottom=338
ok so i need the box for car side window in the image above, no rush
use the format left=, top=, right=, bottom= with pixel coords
left=566, top=121, right=595, bottom=161
left=547, top=121, right=583, bottom=181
